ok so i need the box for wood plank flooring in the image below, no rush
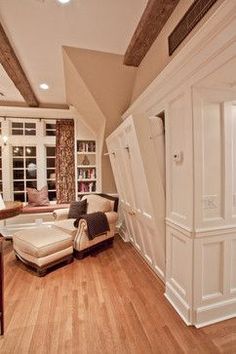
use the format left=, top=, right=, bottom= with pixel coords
left=0, top=236, right=236, bottom=354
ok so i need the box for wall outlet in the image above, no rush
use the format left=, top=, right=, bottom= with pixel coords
left=203, top=195, right=218, bottom=209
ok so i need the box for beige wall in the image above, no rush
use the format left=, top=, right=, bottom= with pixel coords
left=63, top=47, right=137, bottom=193
left=131, top=0, right=225, bottom=102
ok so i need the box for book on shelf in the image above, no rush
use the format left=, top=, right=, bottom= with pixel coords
left=78, top=181, right=96, bottom=193
left=78, top=168, right=96, bottom=180
left=77, top=141, right=96, bottom=153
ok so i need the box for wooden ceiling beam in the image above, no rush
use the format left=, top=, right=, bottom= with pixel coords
left=0, top=22, right=39, bottom=107
left=124, top=0, right=180, bottom=67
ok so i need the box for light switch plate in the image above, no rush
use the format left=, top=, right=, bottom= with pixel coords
left=203, top=195, right=218, bottom=209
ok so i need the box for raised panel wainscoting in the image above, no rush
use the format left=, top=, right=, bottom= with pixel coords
left=193, top=231, right=236, bottom=327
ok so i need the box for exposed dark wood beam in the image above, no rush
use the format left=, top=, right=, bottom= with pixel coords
left=124, top=0, right=180, bottom=67
left=0, top=22, right=39, bottom=107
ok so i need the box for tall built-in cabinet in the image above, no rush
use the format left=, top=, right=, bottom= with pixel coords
left=106, top=116, right=166, bottom=279
left=108, top=1, right=236, bottom=328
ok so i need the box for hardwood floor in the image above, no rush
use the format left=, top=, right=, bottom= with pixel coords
left=0, top=236, right=235, bottom=354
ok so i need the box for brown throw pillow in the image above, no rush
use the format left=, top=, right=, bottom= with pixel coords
left=68, top=199, right=87, bottom=219
left=27, top=186, right=50, bottom=206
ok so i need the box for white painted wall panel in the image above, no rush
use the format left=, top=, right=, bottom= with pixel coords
left=165, top=225, right=193, bottom=324
left=193, top=89, right=234, bottom=230
left=171, top=234, right=188, bottom=296
left=202, top=242, right=224, bottom=298
left=166, top=226, right=192, bottom=300
left=169, top=94, right=187, bottom=222
left=202, top=103, right=223, bottom=220
left=231, top=239, right=236, bottom=292
left=232, top=106, right=236, bottom=218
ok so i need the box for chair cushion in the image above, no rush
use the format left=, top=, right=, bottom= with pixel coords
left=82, top=195, right=112, bottom=214
left=13, top=226, right=72, bottom=258
left=68, top=199, right=87, bottom=219
left=54, top=219, right=77, bottom=238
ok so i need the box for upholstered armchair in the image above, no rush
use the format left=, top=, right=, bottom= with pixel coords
left=53, top=194, right=119, bottom=258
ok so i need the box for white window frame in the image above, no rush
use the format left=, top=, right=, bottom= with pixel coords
left=45, top=144, right=56, bottom=201
left=12, top=145, right=38, bottom=202
left=11, top=120, right=37, bottom=136
left=45, top=121, right=56, bottom=137
left=1, top=118, right=56, bottom=202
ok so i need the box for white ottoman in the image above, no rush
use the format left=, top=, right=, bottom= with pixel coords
left=13, top=226, right=73, bottom=276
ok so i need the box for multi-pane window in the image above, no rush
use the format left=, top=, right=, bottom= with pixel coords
left=45, top=123, right=56, bottom=136
left=12, top=146, right=37, bottom=202
left=0, top=147, right=2, bottom=194
left=46, top=146, right=56, bottom=200
left=11, top=122, right=36, bottom=136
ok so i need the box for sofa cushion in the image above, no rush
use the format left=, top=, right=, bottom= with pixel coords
left=27, top=186, right=50, bottom=207
left=13, top=226, right=72, bottom=258
left=54, top=219, right=77, bottom=239
left=68, top=199, right=87, bottom=219
left=82, top=195, right=112, bottom=214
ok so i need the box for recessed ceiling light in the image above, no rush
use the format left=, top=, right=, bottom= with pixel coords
left=57, top=0, right=71, bottom=4
left=39, top=83, right=49, bottom=90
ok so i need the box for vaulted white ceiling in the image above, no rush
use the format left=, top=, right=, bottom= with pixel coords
left=0, top=0, right=148, bottom=105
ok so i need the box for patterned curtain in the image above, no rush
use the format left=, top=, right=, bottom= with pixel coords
left=55, top=119, right=75, bottom=203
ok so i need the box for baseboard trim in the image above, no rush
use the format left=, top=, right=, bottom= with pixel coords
left=117, top=228, right=129, bottom=242
left=194, top=297, right=236, bottom=328
left=154, top=264, right=165, bottom=282
left=165, top=282, right=192, bottom=326
left=130, top=242, right=165, bottom=283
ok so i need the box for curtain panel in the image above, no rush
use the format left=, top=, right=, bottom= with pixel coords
left=55, top=119, right=75, bottom=203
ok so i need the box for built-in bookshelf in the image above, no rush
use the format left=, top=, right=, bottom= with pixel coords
left=76, top=140, right=97, bottom=195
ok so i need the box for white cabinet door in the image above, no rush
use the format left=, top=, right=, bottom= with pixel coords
left=107, top=117, right=159, bottom=268
left=122, top=118, right=157, bottom=264
left=107, top=131, right=142, bottom=249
